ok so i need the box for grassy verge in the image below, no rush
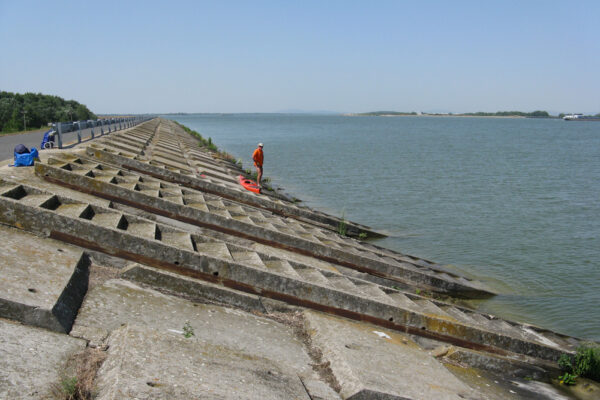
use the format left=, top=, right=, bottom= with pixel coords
left=0, top=126, right=49, bottom=136
left=173, top=121, right=242, bottom=167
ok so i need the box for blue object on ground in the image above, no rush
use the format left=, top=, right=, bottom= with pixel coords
left=13, top=147, right=39, bottom=167
left=14, top=144, right=29, bottom=154
left=40, top=130, right=56, bottom=149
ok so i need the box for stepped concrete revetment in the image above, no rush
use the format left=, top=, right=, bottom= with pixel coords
left=1, top=117, right=598, bottom=400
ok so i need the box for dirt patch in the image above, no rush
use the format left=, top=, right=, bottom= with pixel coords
left=51, top=347, right=107, bottom=400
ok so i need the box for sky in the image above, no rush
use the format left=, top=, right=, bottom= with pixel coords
left=1, top=0, right=598, bottom=114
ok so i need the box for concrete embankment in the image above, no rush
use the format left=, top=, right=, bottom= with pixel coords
left=1, top=117, right=598, bottom=400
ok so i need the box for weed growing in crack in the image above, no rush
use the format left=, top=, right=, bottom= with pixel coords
left=183, top=321, right=195, bottom=338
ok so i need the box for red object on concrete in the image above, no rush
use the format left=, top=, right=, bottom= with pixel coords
left=238, top=175, right=261, bottom=194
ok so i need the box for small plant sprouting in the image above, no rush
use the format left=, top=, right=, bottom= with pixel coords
left=183, top=321, right=195, bottom=338
left=337, top=211, right=347, bottom=236
left=415, top=288, right=422, bottom=295
left=558, top=372, right=577, bottom=386
left=60, top=376, right=78, bottom=399
left=359, top=232, right=368, bottom=240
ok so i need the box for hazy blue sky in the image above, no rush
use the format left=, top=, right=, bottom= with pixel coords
left=1, top=1, right=598, bottom=114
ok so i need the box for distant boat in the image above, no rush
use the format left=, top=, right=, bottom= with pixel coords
left=563, top=113, right=600, bottom=121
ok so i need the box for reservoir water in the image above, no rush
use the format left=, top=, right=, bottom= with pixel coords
left=164, top=114, right=600, bottom=341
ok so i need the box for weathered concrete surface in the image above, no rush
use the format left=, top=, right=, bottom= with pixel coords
left=0, top=225, right=89, bottom=332
left=121, top=263, right=269, bottom=313
left=1, top=118, right=596, bottom=399
left=72, top=279, right=341, bottom=399
left=303, top=311, right=476, bottom=400
left=0, top=318, right=86, bottom=399
left=95, top=324, right=313, bottom=400
left=71, top=279, right=313, bottom=377
left=34, top=158, right=495, bottom=299
left=0, top=185, right=576, bottom=363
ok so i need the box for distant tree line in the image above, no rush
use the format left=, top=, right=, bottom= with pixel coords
left=0, top=91, right=96, bottom=133
left=358, top=111, right=418, bottom=116
left=461, top=111, right=550, bottom=117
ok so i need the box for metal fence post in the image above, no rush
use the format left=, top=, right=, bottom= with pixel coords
left=90, top=120, right=95, bottom=139
left=56, top=122, right=63, bottom=149
left=100, top=120, right=104, bottom=136
left=76, top=121, right=81, bottom=143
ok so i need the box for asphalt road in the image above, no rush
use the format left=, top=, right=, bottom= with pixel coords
left=0, top=126, right=112, bottom=164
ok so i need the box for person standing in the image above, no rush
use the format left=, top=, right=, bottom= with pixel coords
left=252, top=142, right=264, bottom=187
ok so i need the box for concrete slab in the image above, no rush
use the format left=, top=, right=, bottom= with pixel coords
left=303, top=311, right=477, bottom=400
left=0, top=318, right=86, bottom=399
left=72, top=279, right=313, bottom=376
left=0, top=225, right=89, bottom=332
left=95, top=324, right=311, bottom=400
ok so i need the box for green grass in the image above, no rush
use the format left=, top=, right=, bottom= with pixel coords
left=60, top=376, right=78, bottom=399
left=174, top=121, right=239, bottom=164
left=337, top=212, right=347, bottom=236
left=0, top=126, right=49, bottom=136
left=558, top=343, right=600, bottom=384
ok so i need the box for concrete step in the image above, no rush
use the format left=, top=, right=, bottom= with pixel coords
left=126, top=222, right=158, bottom=240
left=263, top=260, right=302, bottom=278
left=91, top=211, right=125, bottom=229
left=55, top=203, right=91, bottom=218
left=195, top=242, right=232, bottom=260
left=183, top=194, right=206, bottom=204
left=139, top=189, right=160, bottom=197
left=161, top=231, right=195, bottom=251
left=19, top=193, right=57, bottom=208
left=0, top=225, right=90, bottom=333
left=116, top=182, right=138, bottom=191
left=323, top=274, right=359, bottom=292
left=231, top=215, right=254, bottom=224
left=186, top=202, right=209, bottom=212
left=162, top=195, right=184, bottom=205
left=230, top=251, right=266, bottom=269
left=35, top=159, right=496, bottom=299
left=409, top=299, right=454, bottom=319
left=292, top=266, right=332, bottom=287
left=353, top=281, right=395, bottom=304
left=439, top=306, right=480, bottom=326
left=85, top=145, right=386, bottom=240
left=386, top=292, right=418, bottom=309
left=6, top=180, right=576, bottom=364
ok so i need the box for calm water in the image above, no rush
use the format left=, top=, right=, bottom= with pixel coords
left=164, top=114, right=600, bottom=341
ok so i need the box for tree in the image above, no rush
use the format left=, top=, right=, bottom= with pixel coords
left=0, top=91, right=96, bottom=133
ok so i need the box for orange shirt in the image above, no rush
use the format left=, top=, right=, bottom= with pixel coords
left=252, top=147, right=263, bottom=167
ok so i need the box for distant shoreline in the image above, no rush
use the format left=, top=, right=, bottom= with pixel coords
left=344, top=113, right=539, bottom=119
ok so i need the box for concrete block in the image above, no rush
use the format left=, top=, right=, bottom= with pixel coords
left=72, top=279, right=313, bottom=376
left=0, top=318, right=86, bottom=399
left=0, top=226, right=89, bottom=332
left=303, top=311, right=476, bottom=400
left=95, top=324, right=311, bottom=400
